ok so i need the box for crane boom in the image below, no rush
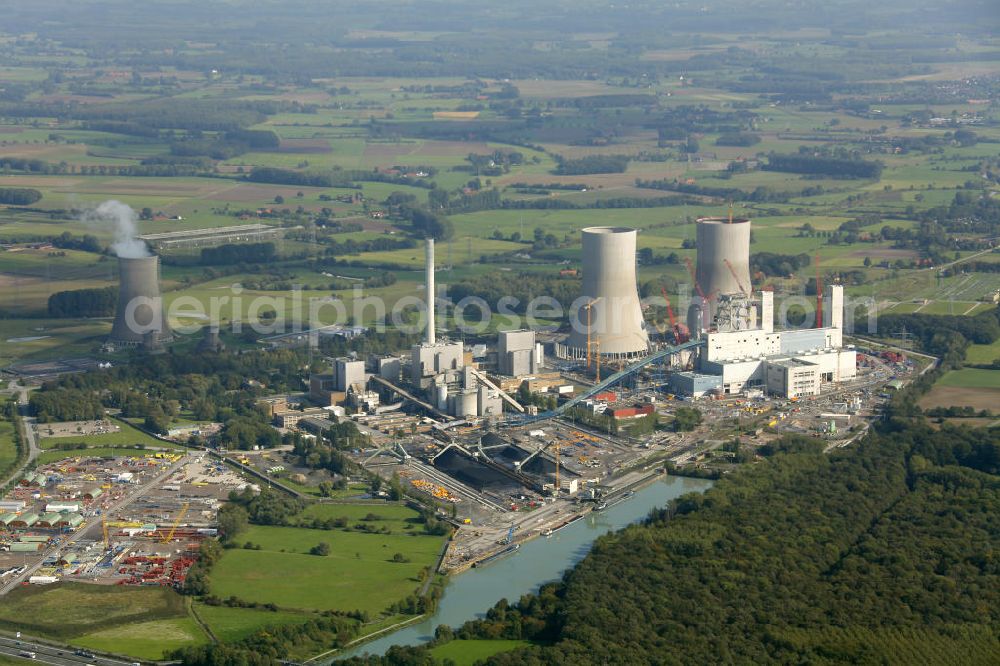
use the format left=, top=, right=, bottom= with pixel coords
left=161, top=503, right=190, bottom=543
left=660, top=285, right=689, bottom=344
left=583, top=297, right=602, bottom=372
left=722, top=258, right=749, bottom=297
left=683, top=257, right=710, bottom=301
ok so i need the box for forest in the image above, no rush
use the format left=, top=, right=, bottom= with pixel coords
left=47, top=286, right=117, bottom=318
left=345, top=420, right=1000, bottom=665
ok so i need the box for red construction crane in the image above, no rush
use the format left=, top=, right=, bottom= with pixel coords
left=683, top=256, right=715, bottom=334
left=583, top=297, right=602, bottom=372
left=660, top=285, right=689, bottom=344
left=683, top=257, right=709, bottom=301
left=814, top=253, right=823, bottom=328
left=722, top=258, right=749, bottom=297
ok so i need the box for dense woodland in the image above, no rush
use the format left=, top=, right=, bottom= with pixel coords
left=344, top=420, right=1000, bottom=665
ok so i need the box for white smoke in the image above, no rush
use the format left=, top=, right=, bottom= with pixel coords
left=83, top=200, right=150, bottom=258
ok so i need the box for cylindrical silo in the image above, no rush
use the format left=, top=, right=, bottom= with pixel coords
left=566, top=227, right=649, bottom=358
left=109, top=256, right=172, bottom=348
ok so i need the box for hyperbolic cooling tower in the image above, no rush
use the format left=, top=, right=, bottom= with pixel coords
left=566, top=227, right=648, bottom=358
left=108, top=256, right=172, bottom=348
left=692, top=217, right=752, bottom=328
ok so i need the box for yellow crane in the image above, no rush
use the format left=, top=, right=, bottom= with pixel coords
left=102, top=519, right=144, bottom=547
left=161, top=503, right=190, bottom=543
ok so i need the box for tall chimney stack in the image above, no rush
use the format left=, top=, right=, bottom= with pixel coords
left=425, top=238, right=435, bottom=345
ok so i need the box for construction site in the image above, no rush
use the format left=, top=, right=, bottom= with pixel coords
left=242, top=219, right=918, bottom=569
left=0, top=453, right=243, bottom=591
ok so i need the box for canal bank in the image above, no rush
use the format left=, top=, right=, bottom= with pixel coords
left=328, top=473, right=714, bottom=661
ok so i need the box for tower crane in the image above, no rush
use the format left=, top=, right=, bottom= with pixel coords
left=583, top=297, right=602, bottom=373
left=722, top=258, right=749, bottom=297
left=683, top=257, right=711, bottom=303
left=683, top=255, right=716, bottom=333
left=161, top=503, right=190, bottom=543
left=659, top=285, right=689, bottom=344
left=102, top=519, right=143, bottom=548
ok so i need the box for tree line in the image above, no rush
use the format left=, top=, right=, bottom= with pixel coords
left=200, top=242, right=277, bottom=266
left=763, top=152, right=884, bottom=179
left=0, top=187, right=42, bottom=205
left=47, top=286, right=117, bottom=317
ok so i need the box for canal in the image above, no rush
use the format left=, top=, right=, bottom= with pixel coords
left=331, top=474, right=714, bottom=660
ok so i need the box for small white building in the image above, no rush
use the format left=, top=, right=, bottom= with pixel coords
left=45, top=503, right=79, bottom=513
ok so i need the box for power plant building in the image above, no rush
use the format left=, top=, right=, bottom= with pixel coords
left=564, top=227, right=649, bottom=359
left=108, top=255, right=172, bottom=349
left=411, top=341, right=465, bottom=386
left=498, top=329, right=543, bottom=377
left=659, top=215, right=856, bottom=398
left=332, top=358, right=366, bottom=392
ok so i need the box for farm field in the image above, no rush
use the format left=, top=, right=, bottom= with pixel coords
left=966, top=339, right=1000, bottom=365
left=0, top=418, right=17, bottom=477
left=73, top=617, right=208, bottom=661
left=935, top=368, right=1000, bottom=390
left=192, top=604, right=313, bottom=643
left=296, top=502, right=425, bottom=533
left=0, top=319, right=111, bottom=367
left=883, top=300, right=993, bottom=317
left=0, top=584, right=206, bottom=659
left=208, top=524, right=444, bottom=614
left=919, top=369, right=1000, bottom=412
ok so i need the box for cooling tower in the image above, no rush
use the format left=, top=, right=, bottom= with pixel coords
left=691, top=217, right=752, bottom=328
left=108, top=256, right=172, bottom=348
left=566, top=227, right=649, bottom=358
left=695, top=217, right=752, bottom=298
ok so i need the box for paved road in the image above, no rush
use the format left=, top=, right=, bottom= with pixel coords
left=0, top=382, right=39, bottom=490
left=0, top=634, right=137, bottom=666
left=0, top=453, right=190, bottom=596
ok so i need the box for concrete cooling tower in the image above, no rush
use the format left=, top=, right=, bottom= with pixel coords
left=695, top=217, right=752, bottom=299
left=690, top=216, right=752, bottom=331
left=108, top=256, right=172, bottom=349
left=566, top=227, right=649, bottom=358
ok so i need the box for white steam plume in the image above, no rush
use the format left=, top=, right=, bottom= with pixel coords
left=83, top=200, right=150, bottom=258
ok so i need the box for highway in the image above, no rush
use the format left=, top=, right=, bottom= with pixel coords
left=0, top=453, right=191, bottom=597
left=0, top=634, right=136, bottom=666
